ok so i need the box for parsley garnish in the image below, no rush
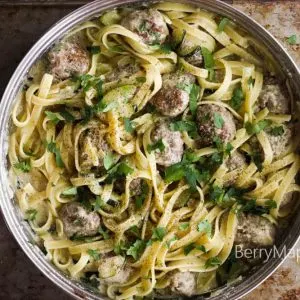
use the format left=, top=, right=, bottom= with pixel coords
left=45, top=140, right=64, bottom=168
left=98, top=226, right=110, bottom=240
left=25, top=209, right=37, bottom=221
left=152, top=227, right=167, bottom=241
left=45, top=111, right=61, bottom=125
left=214, top=112, right=224, bottom=129
left=217, top=17, right=229, bottom=32
left=201, top=47, right=215, bottom=80
left=94, top=196, right=105, bottom=211
left=179, top=222, right=190, bottom=230
left=14, top=160, right=31, bottom=173
left=230, top=85, right=244, bottom=110
left=165, top=236, right=178, bottom=248
left=269, top=126, right=284, bottom=136
left=135, top=183, right=148, bottom=209
left=103, top=152, right=117, bottom=170
left=124, top=117, right=135, bottom=134
left=147, top=139, right=165, bottom=153
left=205, top=256, right=221, bottom=268
left=245, top=120, right=271, bottom=135
left=87, top=46, right=101, bottom=54
left=197, top=220, right=212, bottom=237
left=126, top=240, right=146, bottom=260
left=62, top=187, right=77, bottom=196
left=87, top=249, right=101, bottom=260
left=160, top=43, right=172, bottom=54
left=287, top=34, right=297, bottom=45
left=114, top=241, right=129, bottom=256
left=184, top=243, right=195, bottom=255
left=189, top=84, right=200, bottom=115
left=106, top=162, right=134, bottom=183
left=265, top=199, right=277, bottom=209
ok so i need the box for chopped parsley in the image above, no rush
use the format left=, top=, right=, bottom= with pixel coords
left=62, top=187, right=77, bottom=196
left=265, top=199, right=277, bottom=209
left=201, top=47, right=215, bottom=80
left=217, top=17, right=229, bottom=32
left=229, top=85, right=244, bottom=110
left=165, top=236, right=178, bottom=248
left=197, top=220, right=212, bottom=237
left=160, top=43, right=172, bottom=54
left=98, top=226, right=110, bottom=240
left=214, top=112, right=224, bottom=129
left=286, top=34, right=297, bottom=45
left=179, top=222, right=190, bottom=230
left=114, top=240, right=129, bottom=256
left=87, top=46, right=101, bottom=54
left=87, top=249, right=101, bottom=260
left=103, top=152, right=117, bottom=170
left=126, top=240, right=146, bottom=260
left=45, top=111, right=62, bottom=125
left=205, top=256, right=221, bottom=268
left=184, top=243, right=195, bottom=255
left=189, top=84, right=200, bottom=115
left=209, top=186, right=245, bottom=209
left=14, top=160, right=31, bottom=173
left=170, top=120, right=197, bottom=135
left=151, top=227, right=167, bottom=241
left=124, top=117, right=135, bottom=134
left=25, top=209, right=37, bottom=221
left=245, top=120, right=272, bottom=135
left=94, top=196, right=105, bottom=211
left=269, top=126, right=284, bottom=136
left=135, top=183, right=148, bottom=209
left=45, top=140, right=64, bottom=168
left=147, top=139, right=165, bottom=153
left=106, top=162, right=134, bottom=183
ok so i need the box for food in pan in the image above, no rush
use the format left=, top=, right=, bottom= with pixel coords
left=9, top=2, right=299, bottom=299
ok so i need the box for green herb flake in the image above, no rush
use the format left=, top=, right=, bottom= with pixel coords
left=124, top=117, right=135, bottom=134
left=135, top=183, right=148, bottom=209
left=126, top=240, right=146, bottom=260
left=196, top=245, right=207, bottom=253
left=114, top=241, right=129, bottom=256
left=265, top=199, right=277, bottom=209
left=87, top=46, right=101, bottom=54
left=201, top=47, right=215, bottom=69
left=269, top=126, right=284, bottom=136
left=214, top=112, right=224, bottom=129
left=25, top=209, right=37, bottom=221
left=184, top=243, right=195, bottom=255
left=287, top=34, right=297, bottom=45
left=189, top=84, right=200, bottom=115
left=230, top=86, right=244, bottom=111
left=170, top=120, right=197, bottom=134
left=45, top=111, right=62, bottom=125
left=205, top=256, right=222, bottom=268
left=94, top=196, right=105, bottom=211
left=245, top=119, right=271, bottom=135
left=14, top=160, right=31, bottom=173
left=197, top=220, right=212, bottom=237
left=217, top=17, right=229, bottom=32
left=179, top=222, right=190, bottom=230
left=98, top=226, right=110, bottom=240
left=248, top=77, right=255, bottom=87
left=87, top=249, right=101, bottom=260
left=62, top=187, right=77, bottom=196
left=59, top=109, right=75, bottom=122
left=152, top=227, right=167, bottom=241
left=147, top=139, right=165, bottom=153
left=45, top=140, right=64, bottom=168
left=160, top=43, right=172, bottom=54
left=103, top=152, right=116, bottom=170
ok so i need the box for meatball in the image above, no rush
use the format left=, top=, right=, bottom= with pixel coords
left=226, top=151, right=247, bottom=172
left=59, top=202, right=101, bottom=238
left=234, top=213, right=276, bottom=249
left=266, top=124, right=292, bottom=158
left=179, top=38, right=203, bottom=67
left=98, top=256, right=132, bottom=284
left=257, top=84, right=290, bottom=114
left=114, top=178, right=143, bottom=196
left=151, top=121, right=184, bottom=167
left=48, top=42, right=90, bottom=80
left=196, top=104, right=236, bottom=146
left=121, top=9, right=169, bottom=46
left=169, top=271, right=197, bottom=297
left=151, top=72, right=196, bottom=117
left=79, top=128, right=111, bottom=171
left=184, top=48, right=203, bottom=67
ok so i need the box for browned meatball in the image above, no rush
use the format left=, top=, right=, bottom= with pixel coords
left=105, top=63, right=141, bottom=82
left=226, top=151, right=247, bottom=172
left=151, top=72, right=196, bottom=117
left=234, top=214, right=276, bottom=250
left=79, top=128, right=111, bottom=172
left=59, top=202, right=101, bottom=238
left=257, top=83, right=290, bottom=114
left=114, top=178, right=143, bottom=196
left=121, top=9, right=169, bottom=46
left=48, top=42, right=90, bottom=80
left=169, top=271, right=197, bottom=296
left=151, top=121, right=184, bottom=167
left=196, top=104, right=236, bottom=146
